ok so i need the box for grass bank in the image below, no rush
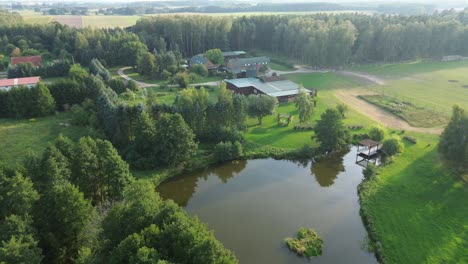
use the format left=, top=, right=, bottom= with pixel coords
left=359, top=132, right=468, bottom=263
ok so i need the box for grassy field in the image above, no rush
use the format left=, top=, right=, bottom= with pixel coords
left=244, top=72, right=374, bottom=149
left=360, top=132, right=468, bottom=263
left=83, top=16, right=140, bottom=28
left=0, top=112, right=88, bottom=168
left=360, top=94, right=448, bottom=128
left=269, top=62, right=295, bottom=71
left=351, top=60, right=468, bottom=79
left=347, top=61, right=468, bottom=118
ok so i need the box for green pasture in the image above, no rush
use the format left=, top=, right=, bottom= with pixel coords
left=352, top=60, right=468, bottom=79
left=360, top=94, right=448, bottom=128
left=0, top=112, right=88, bottom=168
left=82, top=16, right=140, bottom=28
left=364, top=62, right=468, bottom=115
left=360, top=132, right=468, bottom=263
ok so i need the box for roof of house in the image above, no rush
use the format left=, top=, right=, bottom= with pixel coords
left=359, top=139, right=380, bottom=147
left=226, top=57, right=270, bottom=74
left=11, top=56, right=42, bottom=67
left=190, top=55, right=217, bottom=69
left=225, top=77, right=311, bottom=97
left=0, top=76, right=41, bottom=88
left=222, top=51, right=247, bottom=57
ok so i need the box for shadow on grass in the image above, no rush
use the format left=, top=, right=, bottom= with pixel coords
left=364, top=149, right=468, bottom=263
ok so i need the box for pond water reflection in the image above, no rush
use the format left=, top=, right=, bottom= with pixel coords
left=157, top=147, right=377, bottom=264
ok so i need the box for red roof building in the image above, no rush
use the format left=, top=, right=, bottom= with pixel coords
left=0, top=77, right=41, bottom=91
left=10, top=56, right=42, bottom=67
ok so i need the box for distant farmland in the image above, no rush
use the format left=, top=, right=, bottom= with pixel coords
left=53, top=16, right=83, bottom=28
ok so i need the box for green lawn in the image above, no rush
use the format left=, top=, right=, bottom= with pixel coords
left=0, top=112, right=88, bottom=168
left=351, top=60, right=468, bottom=79
left=123, top=68, right=168, bottom=85
left=362, top=62, right=468, bottom=115
left=245, top=72, right=374, bottom=149
left=269, top=62, right=295, bottom=71
left=360, top=132, right=468, bottom=263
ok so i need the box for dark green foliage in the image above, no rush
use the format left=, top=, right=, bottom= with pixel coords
left=69, top=64, right=89, bottom=84
left=214, top=141, right=243, bottom=162
left=363, top=164, right=378, bottom=180
left=33, top=182, right=95, bottom=263
left=190, top=64, right=208, bottom=77
left=101, top=180, right=237, bottom=264
left=108, top=79, right=127, bottom=94
left=246, top=94, right=278, bottom=125
left=127, top=112, right=198, bottom=169
left=89, top=58, right=111, bottom=81
left=137, top=52, right=157, bottom=76
left=382, top=137, right=404, bottom=156
left=0, top=169, right=39, bottom=219
left=285, top=228, right=323, bottom=257
left=205, top=49, right=224, bottom=65
left=313, top=108, right=350, bottom=152
left=7, top=60, right=71, bottom=79
left=171, top=72, right=190, bottom=88
left=295, top=88, right=314, bottom=123
left=439, top=105, right=468, bottom=169
left=0, top=84, right=55, bottom=118
left=48, top=79, right=87, bottom=110
left=368, top=126, right=386, bottom=142
left=120, top=41, right=148, bottom=67
left=72, top=137, right=133, bottom=205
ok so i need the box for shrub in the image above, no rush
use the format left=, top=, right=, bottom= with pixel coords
left=368, top=125, right=386, bottom=142
left=161, top=70, right=172, bottom=80
left=382, top=137, right=404, bottom=156
left=363, top=164, right=378, bottom=179
left=191, top=64, right=208, bottom=77
left=213, top=141, right=243, bottom=162
left=285, top=228, right=323, bottom=257
left=403, top=136, right=417, bottom=144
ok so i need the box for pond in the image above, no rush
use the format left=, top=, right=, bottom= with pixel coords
left=157, top=147, right=378, bottom=264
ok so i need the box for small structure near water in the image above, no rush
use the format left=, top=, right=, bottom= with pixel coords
left=356, top=139, right=381, bottom=167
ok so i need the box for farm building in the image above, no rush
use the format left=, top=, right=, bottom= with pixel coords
left=221, top=51, right=247, bottom=60
left=0, top=76, right=41, bottom=91
left=189, top=50, right=247, bottom=69
left=225, top=77, right=314, bottom=103
left=226, top=57, right=270, bottom=78
left=10, top=55, right=42, bottom=67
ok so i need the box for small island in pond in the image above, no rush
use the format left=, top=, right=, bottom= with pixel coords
left=285, top=228, right=323, bottom=257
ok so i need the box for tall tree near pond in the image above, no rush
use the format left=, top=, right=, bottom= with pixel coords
left=314, top=108, right=350, bottom=152
left=295, top=88, right=314, bottom=123
left=247, top=95, right=278, bottom=125
left=175, top=87, right=209, bottom=136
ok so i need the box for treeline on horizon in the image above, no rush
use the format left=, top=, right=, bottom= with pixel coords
left=2, top=11, right=468, bottom=68
left=133, top=11, right=468, bottom=67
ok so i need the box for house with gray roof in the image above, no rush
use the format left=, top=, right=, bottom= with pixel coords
left=226, top=57, right=270, bottom=78
left=225, top=77, right=314, bottom=103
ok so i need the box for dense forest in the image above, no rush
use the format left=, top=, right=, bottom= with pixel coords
left=134, top=10, right=468, bottom=66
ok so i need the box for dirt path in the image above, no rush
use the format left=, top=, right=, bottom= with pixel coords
left=266, top=65, right=329, bottom=76
left=117, top=67, right=221, bottom=88
left=337, top=71, right=386, bottom=85
left=334, top=89, right=443, bottom=135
